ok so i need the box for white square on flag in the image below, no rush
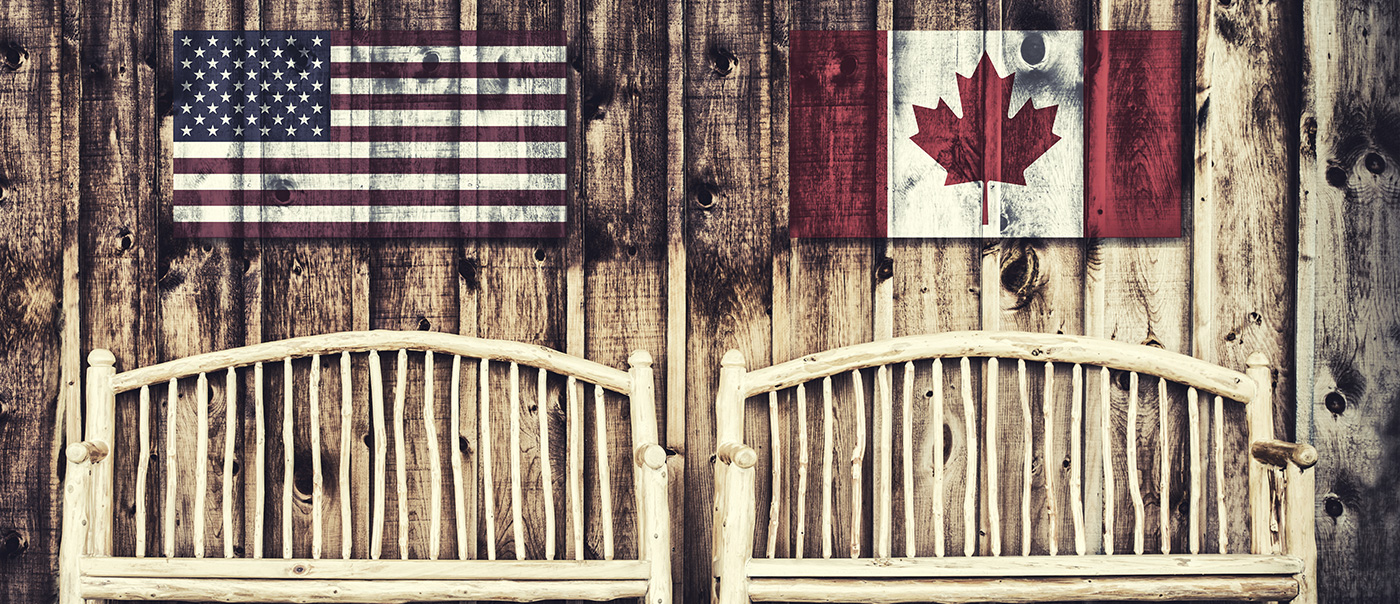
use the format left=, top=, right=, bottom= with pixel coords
left=889, top=31, right=1084, bottom=238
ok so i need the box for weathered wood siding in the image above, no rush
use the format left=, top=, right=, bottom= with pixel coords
left=1, top=0, right=1393, bottom=600
left=1299, top=0, right=1400, bottom=601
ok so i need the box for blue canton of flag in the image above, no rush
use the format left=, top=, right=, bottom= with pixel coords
left=174, top=31, right=332, bottom=142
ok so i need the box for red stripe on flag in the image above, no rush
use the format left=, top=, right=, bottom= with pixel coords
left=1084, top=30, right=1182, bottom=238
left=176, top=157, right=566, bottom=174
left=789, top=30, right=887, bottom=238
left=329, top=62, right=569, bottom=78
left=326, top=31, right=566, bottom=46
left=174, top=220, right=567, bottom=238
left=330, top=94, right=567, bottom=110
left=173, top=190, right=567, bottom=206
left=328, top=126, right=567, bottom=142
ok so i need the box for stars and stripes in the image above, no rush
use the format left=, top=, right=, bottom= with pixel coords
left=172, top=30, right=568, bottom=238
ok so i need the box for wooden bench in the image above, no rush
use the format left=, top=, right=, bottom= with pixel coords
left=711, top=331, right=1317, bottom=604
left=59, top=331, right=670, bottom=604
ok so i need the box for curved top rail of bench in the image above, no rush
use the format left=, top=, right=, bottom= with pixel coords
left=103, top=330, right=633, bottom=395
left=739, top=331, right=1259, bottom=404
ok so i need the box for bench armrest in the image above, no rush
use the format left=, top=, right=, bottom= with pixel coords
left=1250, top=439, right=1318, bottom=469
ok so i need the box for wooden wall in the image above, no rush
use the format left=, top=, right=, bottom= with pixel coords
left=0, top=0, right=1391, bottom=600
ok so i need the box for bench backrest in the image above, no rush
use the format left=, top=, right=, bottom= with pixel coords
left=67, top=330, right=666, bottom=568
left=713, top=331, right=1279, bottom=565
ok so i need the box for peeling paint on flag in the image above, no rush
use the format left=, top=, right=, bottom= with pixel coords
left=790, top=30, right=1182, bottom=238
left=172, top=30, right=568, bottom=238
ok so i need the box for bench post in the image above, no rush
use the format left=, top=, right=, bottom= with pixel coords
left=714, top=350, right=755, bottom=604
left=59, top=446, right=94, bottom=604
left=1245, top=352, right=1278, bottom=556
left=85, top=350, right=118, bottom=559
left=629, top=351, right=672, bottom=604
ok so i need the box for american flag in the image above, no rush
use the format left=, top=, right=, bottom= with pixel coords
left=172, top=30, right=568, bottom=238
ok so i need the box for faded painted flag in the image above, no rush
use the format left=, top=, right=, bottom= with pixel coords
left=172, top=30, right=567, bottom=237
left=790, top=30, right=1182, bottom=238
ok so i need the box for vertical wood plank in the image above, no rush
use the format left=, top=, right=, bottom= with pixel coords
left=1092, top=0, right=1192, bottom=562
left=357, top=0, right=463, bottom=563
left=684, top=0, right=775, bottom=585
left=579, top=0, right=671, bottom=564
left=1300, top=0, right=1400, bottom=596
left=476, top=0, right=568, bottom=565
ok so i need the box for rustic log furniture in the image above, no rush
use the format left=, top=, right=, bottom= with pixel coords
left=60, top=331, right=670, bottom=604
left=711, top=331, right=1317, bottom=604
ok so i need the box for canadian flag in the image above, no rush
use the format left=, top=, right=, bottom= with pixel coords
left=790, top=30, right=1182, bottom=238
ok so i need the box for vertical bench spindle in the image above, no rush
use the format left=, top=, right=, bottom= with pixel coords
left=568, top=376, right=582, bottom=560
left=370, top=351, right=387, bottom=560
left=451, top=355, right=467, bottom=560
left=394, top=350, right=408, bottom=559
left=1214, top=394, right=1227, bottom=553
left=1188, top=386, right=1201, bottom=554
left=196, top=372, right=208, bottom=559
left=850, top=369, right=866, bottom=559
left=225, top=368, right=237, bottom=559
left=481, top=358, right=496, bottom=560
left=961, top=357, right=976, bottom=557
left=254, top=364, right=265, bottom=559
left=932, top=359, right=944, bottom=558
left=166, top=379, right=177, bottom=558
left=767, top=391, right=780, bottom=559
left=1158, top=377, right=1170, bottom=554
left=595, top=384, right=614, bottom=560
left=425, top=351, right=442, bottom=560
left=876, top=365, right=891, bottom=559
left=340, top=352, right=352, bottom=560
left=1018, top=360, right=1031, bottom=556
left=1101, top=366, right=1114, bottom=555
left=539, top=368, right=555, bottom=560
left=310, top=355, right=323, bottom=560
left=1043, top=362, right=1057, bottom=556
left=137, top=385, right=150, bottom=558
left=1071, top=364, right=1085, bottom=555
left=1128, top=371, right=1144, bottom=555
left=283, top=357, right=293, bottom=559
left=987, top=358, right=999, bottom=557
left=510, top=362, right=525, bottom=560
left=902, top=361, right=914, bottom=558
left=822, top=375, right=833, bottom=559
left=796, top=383, right=809, bottom=559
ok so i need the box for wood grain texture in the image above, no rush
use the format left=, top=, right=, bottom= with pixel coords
left=0, top=0, right=65, bottom=597
left=1194, top=0, right=1299, bottom=561
left=683, top=0, right=774, bottom=594
left=1299, top=0, right=1400, bottom=598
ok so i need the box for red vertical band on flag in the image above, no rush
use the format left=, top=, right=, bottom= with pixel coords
left=1084, top=30, right=1183, bottom=238
left=790, top=31, right=887, bottom=238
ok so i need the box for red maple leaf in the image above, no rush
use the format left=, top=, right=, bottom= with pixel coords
left=909, top=53, right=1061, bottom=225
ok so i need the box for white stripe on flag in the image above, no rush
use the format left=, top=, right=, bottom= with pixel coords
left=174, top=173, right=566, bottom=191
left=329, top=109, right=565, bottom=127
left=329, top=77, right=566, bottom=95
left=174, top=141, right=566, bottom=159
left=329, top=46, right=565, bottom=63
left=174, top=204, right=567, bottom=223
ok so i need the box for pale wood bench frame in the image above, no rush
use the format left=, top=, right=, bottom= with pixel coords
left=59, top=330, right=670, bottom=604
left=712, top=331, right=1317, bottom=604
